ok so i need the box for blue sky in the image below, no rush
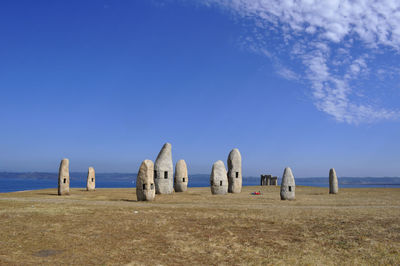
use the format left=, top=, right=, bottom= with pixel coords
left=0, top=0, right=399, bottom=177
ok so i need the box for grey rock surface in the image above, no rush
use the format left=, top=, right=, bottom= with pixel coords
left=210, top=160, right=228, bottom=195
left=154, top=143, right=174, bottom=194
left=280, top=167, right=295, bottom=200
left=86, top=167, right=95, bottom=191
left=227, top=148, right=242, bottom=193
left=136, top=159, right=156, bottom=201
left=174, top=159, right=188, bottom=192
left=58, top=158, right=70, bottom=196
left=329, top=168, right=339, bottom=194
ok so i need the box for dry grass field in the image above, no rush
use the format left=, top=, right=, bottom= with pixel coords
left=1, top=185, right=400, bottom=265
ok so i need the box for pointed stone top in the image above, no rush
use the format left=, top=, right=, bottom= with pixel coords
left=330, top=168, right=336, bottom=175
left=175, top=159, right=187, bottom=178
left=228, top=148, right=241, bottom=161
left=213, top=160, right=225, bottom=168
left=283, top=167, right=293, bottom=178
left=155, top=143, right=173, bottom=170
left=141, top=159, right=154, bottom=168
left=61, top=158, right=69, bottom=163
left=212, top=160, right=227, bottom=176
left=176, top=159, right=187, bottom=169
left=281, top=167, right=295, bottom=186
left=88, top=166, right=94, bottom=171
left=162, top=143, right=171, bottom=150
left=138, top=160, right=154, bottom=178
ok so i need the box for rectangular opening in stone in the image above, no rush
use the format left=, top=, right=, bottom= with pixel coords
left=154, top=170, right=157, bottom=179
left=143, top=184, right=146, bottom=190
left=211, top=180, right=213, bottom=186
left=236, top=172, right=239, bottom=178
left=151, top=183, right=154, bottom=189
left=63, top=178, right=66, bottom=184
left=164, top=171, right=168, bottom=179
left=182, top=177, right=185, bottom=182
left=220, top=180, right=222, bottom=186
left=289, top=186, right=292, bottom=192
left=91, top=178, right=94, bottom=182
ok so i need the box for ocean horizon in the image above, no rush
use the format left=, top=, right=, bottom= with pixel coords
left=1, top=172, right=400, bottom=193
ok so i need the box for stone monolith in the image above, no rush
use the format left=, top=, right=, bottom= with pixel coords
left=210, top=160, right=228, bottom=195
left=329, top=168, right=339, bottom=194
left=227, top=148, right=242, bottom=193
left=136, top=159, right=156, bottom=201
left=154, top=143, right=174, bottom=194
left=280, top=167, right=295, bottom=200
left=58, top=158, right=70, bottom=196
left=174, top=159, right=188, bottom=192
left=86, top=167, right=95, bottom=191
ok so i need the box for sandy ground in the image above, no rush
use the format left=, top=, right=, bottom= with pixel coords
left=1, top=185, right=400, bottom=265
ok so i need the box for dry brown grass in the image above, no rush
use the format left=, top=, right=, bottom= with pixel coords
left=1, top=186, right=400, bottom=265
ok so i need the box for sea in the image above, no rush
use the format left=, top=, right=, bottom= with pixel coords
left=1, top=172, right=400, bottom=193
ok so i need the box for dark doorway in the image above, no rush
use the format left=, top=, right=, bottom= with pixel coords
left=63, top=178, right=66, bottom=184
left=154, top=171, right=157, bottom=179
left=91, top=178, right=94, bottom=182
left=220, top=180, right=223, bottom=186
left=143, top=184, right=146, bottom=190
left=288, top=186, right=292, bottom=192
left=236, top=172, right=239, bottom=178
left=164, top=171, right=168, bottom=179
left=182, top=178, right=186, bottom=182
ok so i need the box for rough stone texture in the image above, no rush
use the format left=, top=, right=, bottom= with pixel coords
left=260, top=175, right=272, bottom=186
left=329, top=168, right=339, bottom=194
left=174, top=159, right=188, bottom=192
left=280, top=167, right=295, bottom=200
left=271, top=177, right=278, bottom=186
left=58, top=158, right=70, bottom=196
left=86, top=167, right=95, bottom=191
left=227, top=148, right=242, bottom=193
left=210, top=160, right=228, bottom=195
left=154, top=143, right=174, bottom=194
left=136, top=159, right=156, bottom=201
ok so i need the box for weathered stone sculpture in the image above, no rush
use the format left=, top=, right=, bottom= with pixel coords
left=329, top=168, right=339, bottom=194
left=136, top=159, right=156, bottom=201
left=280, top=167, right=295, bottom=200
left=210, top=160, right=228, bottom=195
left=227, top=148, right=242, bottom=193
left=270, top=176, right=278, bottom=186
left=260, top=174, right=272, bottom=186
left=174, top=159, right=188, bottom=192
left=154, top=143, right=174, bottom=194
left=86, top=167, right=95, bottom=191
left=58, top=158, right=70, bottom=196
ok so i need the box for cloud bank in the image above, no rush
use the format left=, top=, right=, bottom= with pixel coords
left=202, top=0, right=400, bottom=124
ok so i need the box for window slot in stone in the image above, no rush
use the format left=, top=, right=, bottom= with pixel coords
left=236, top=172, right=239, bottom=178
left=182, top=177, right=185, bottom=182
left=220, top=180, right=222, bottom=186
left=164, top=171, right=168, bottom=179
left=143, top=184, right=146, bottom=190
left=91, top=178, right=94, bottom=182
left=154, top=170, right=157, bottom=179
left=63, top=178, right=66, bottom=184
left=289, top=186, right=292, bottom=192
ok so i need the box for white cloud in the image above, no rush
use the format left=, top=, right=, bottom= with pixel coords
left=201, top=0, right=400, bottom=124
left=276, top=66, right=299, bottom=81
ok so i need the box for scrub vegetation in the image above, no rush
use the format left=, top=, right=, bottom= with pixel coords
left=1, top=186, right=399, bottom=265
